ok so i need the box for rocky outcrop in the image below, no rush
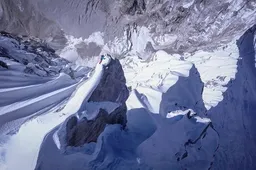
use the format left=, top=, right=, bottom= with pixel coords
left=0, top=0, right=67, bottom=50
left=0, top=60, right=8, bottom=69
left=2, top=0, right=254, bottom=62
left=207, top=25, right=256, bottom=170
left=120, top=0, right=256, bottom=52
left=56, top=57, right=129, bottom=151
left=66, top=104, right=127, bottom=147
left=0, top=32, right=76, bottom=78
left=160, top=65, right=206, bottom=117
left=25, top=0, right=256, bottom=54
left=89, top=58, right=129, bottom=104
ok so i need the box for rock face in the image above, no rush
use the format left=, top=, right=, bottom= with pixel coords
left=208, top=25, right=256, bottom=170
left=160, top=65, right=206, bottom=117
left=66, top=105, right=127, bottom=146
left=89, top=58, right=129, bottom=104
left=26, top=0, right=256, bottom=54
left=2, top=0, right=255, bottom=61
left=124, top=0, right=256, bottom=53
left=0, top=0, right=67, bottom=50
left=57, top=57, right=129, bottom=150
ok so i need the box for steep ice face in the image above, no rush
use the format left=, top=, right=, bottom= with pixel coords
left=53, top=56, right=129, bottom=151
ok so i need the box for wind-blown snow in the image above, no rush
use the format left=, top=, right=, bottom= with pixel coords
left=61, top=63, right=105, bottom=114
left=0, top=58, right=108, bottom=170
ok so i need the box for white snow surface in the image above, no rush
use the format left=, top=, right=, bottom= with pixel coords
left=0, top=60, right=106, bottom=170
left=0, top=24, right=247, bottom=170
left=80, top=101, right=121, bottom=120
left=63, top=26, right=239, bottom=110
left=185, top=41, right=239, bottom=109
left=121, top=42, right=238, bottom=110
left=166, top=109, right=196, bottom=119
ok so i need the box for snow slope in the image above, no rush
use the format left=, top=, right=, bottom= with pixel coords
left=207, top=25, right=256, bottom=170
left=0, top=33, right=89, bottom=131
left=125, top=65, right=218, bottom=170
left=121, top=43, right=238, bottom=111
left=62, top=26, right=240, bottom=111
left=32, top=47, right=220, bottom=170
left=0, top=55, right=109, bottom=170
left=122, top=25, right=256, bottom=170
left=0, top=21, right=256, bottom=170
left=0, top=34, right=220, bottom=170
left=0, top=33, right=91, bottom=169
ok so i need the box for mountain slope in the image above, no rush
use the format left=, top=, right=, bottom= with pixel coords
left=28, top=0, right=256, bottom=54
left=208, top=25, right=256, bottom=170
left=0, top=6, right=255, bottom=169
left=0, top=33, right=89, bottom=170
left=0, top=0, right=67, bottom=50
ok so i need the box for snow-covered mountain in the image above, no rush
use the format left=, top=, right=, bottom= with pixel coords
left=0, top=0, right=67, bottom=50
left=0, top=26, right=255, bottom=170
left=2, top=0, right=255, bottom=55
left=0, top=1, right=256, bottom=170
left=0, top=31, right=89, bottom=133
